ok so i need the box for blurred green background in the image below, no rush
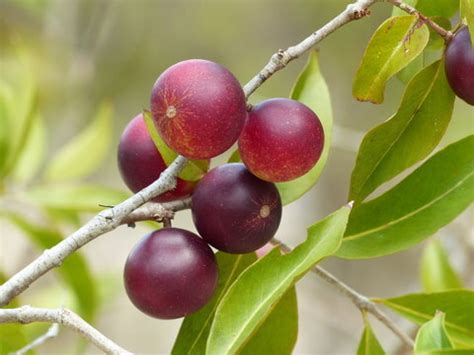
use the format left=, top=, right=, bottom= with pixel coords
left=1, top=0, right=472, bottom=353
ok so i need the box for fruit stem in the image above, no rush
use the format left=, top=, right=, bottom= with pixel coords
left=386, top=0, right=454, bottom=41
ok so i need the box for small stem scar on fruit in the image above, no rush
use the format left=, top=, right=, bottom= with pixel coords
left=166, top=106, right=177, bottom=118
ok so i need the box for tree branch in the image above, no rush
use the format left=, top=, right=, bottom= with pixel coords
left=0, top=306, right=131, bottom=354
left=120, top=197, right=191, bottom=226
left=0, top=156, right=188, bottom=307
left=271, top=238, right=415, bottom=348
left=243, top=0, right=379, bottom=98
left=386, top=0, right=454, bottom=41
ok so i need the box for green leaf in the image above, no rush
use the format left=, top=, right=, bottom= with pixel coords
left=349, top=60, right=455, bottom=202
left=142, top=110, right=209, bottom=182
left=357, top=317, right=385, bottom=355
left=44, top=102, right=113, bottom=181
left=397, top=53, right=425, bottom=84
left=415, top=312, right=453, bottom=353
left=416, top=0, right=459, bottom=18
left=0, top=83, right=13, bottom=176
left=420, top=239, right=463, bottom=292
left=276, top=51, right=333, bottom=205
left=2, top=213, right=98, bottom=322
left=353, top=16, right=429, bottom=104
left=11, top=112, right=46, bottom=183
left=240, top=287, right=298, bottom=355
left=375, top=290, right=474, bottom=347
left=27, top=184, right=130, bottom=212
left=173, top=253, right=298, bottom=355
left=206, top=204, right=351, bottom=354
left=227, top=149, right=241, bottom=163
left=0, top=46, right=37, bottom=178
left=339, top=135, right=474, bottom=259
left=461, top=0, right=474, bottom=39
left=172, top=253, right=258, bottom=355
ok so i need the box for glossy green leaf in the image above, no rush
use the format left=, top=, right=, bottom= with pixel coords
left=357, top=317, right=385, bottom=355
left=142, top=110, right=209, bottom=182
left=420, top=239, right=463, bottom=292
left=339, top=136, right=474, bottom=259
left=3, top=213, right=98, bottom=322
left=375, top=290, right=474, bottom=347
left=276, top=51, right=333, bottom=205
left=397, top=53, right=424, bottom=84
left=27, top=184, right=130, bottom=212
left=415, top=312, right=453, bottom=353
left=461, top=0, right=474, bottom=39
left=44, top=102, right=113, bottom=181
left=173, top=253, right=258, bottom=355
left=240, top=287, right=298, bottom=355
left=416, top=0, right=459, bottom=18
left=0, top=272, right=33, bottom=355
left=353, top=16, right=429, bottom=104
left=173, top=252, right=298, bottom=355
left=12, top=112, right=46, bottom=183
left=349, top=60, right=455, bottom=202
left=206, top=204, right=351, bottom=354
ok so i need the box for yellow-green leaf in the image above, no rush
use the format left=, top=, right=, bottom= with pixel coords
left=206, top=204, right=351, bottom=354
left=357, top=317, right=385, bottom=355
left=44, top=102, right=113, bottom=181
left=461, top=0, right=474, bottom=39
left=420, top=239, right=463, bottom=292
left=415, top=312, right=453, bottom=353
left=353, top=16, right=429, bottom=104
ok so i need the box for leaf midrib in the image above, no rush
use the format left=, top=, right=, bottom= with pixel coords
left=212, top=239, right=337, bottom=354
left=345, top=170, right=474, bottom=241
left=356, top=61, right=442, bottom=200
left=185, top=255, right=243, bottom=355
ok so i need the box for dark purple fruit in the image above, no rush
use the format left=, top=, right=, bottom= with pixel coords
left=445, top=26, right=474, bottom=105
left=150, top=59, right=247, bottom=159
left=117, top=114, right=196, bottom=202
left=124, top=228, right=218, bottom=319
left=192, top=163, right=282, bottom=254
left=238, top=98, right=324, bottom=182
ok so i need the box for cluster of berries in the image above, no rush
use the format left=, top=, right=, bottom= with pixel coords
left=117, top=59, right=324, bottom=319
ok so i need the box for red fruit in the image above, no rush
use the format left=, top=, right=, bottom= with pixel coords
left=150, top=59, right=247, bottom=159
left=238, top=98, right=324, bottom=182
left=117, top=114, right=196, bottom=202
left=445, top=26, right=474, bottom=105
left=192, top=163, right=282, bottom=254
left=124, top=228, right=218, bottom=319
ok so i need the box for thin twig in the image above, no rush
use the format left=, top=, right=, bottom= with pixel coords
left=121, top=197, right=191, bottom=225
left=387, top=0, right=454, bottom=41
left=0, top=156, right=188, bottom=307
left=243, top=0, right=379, bottom=97
left=0, top=306, right=131, bottom=354
left=12, top=323, right=60, bottom=355
left=271, top=238, right=415, bottom=348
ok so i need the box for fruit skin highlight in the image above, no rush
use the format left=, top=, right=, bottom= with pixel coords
left=124, top=228, right=218, bottom=319
left=150, top=59, right=247, bottom=159
left=117, top=114, right=196, bottom=202
left=238, top=98, right=324, bottom=182
left=192, top=163, right=282, bottom=254
left=444, top=26, right=474, bottom=105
